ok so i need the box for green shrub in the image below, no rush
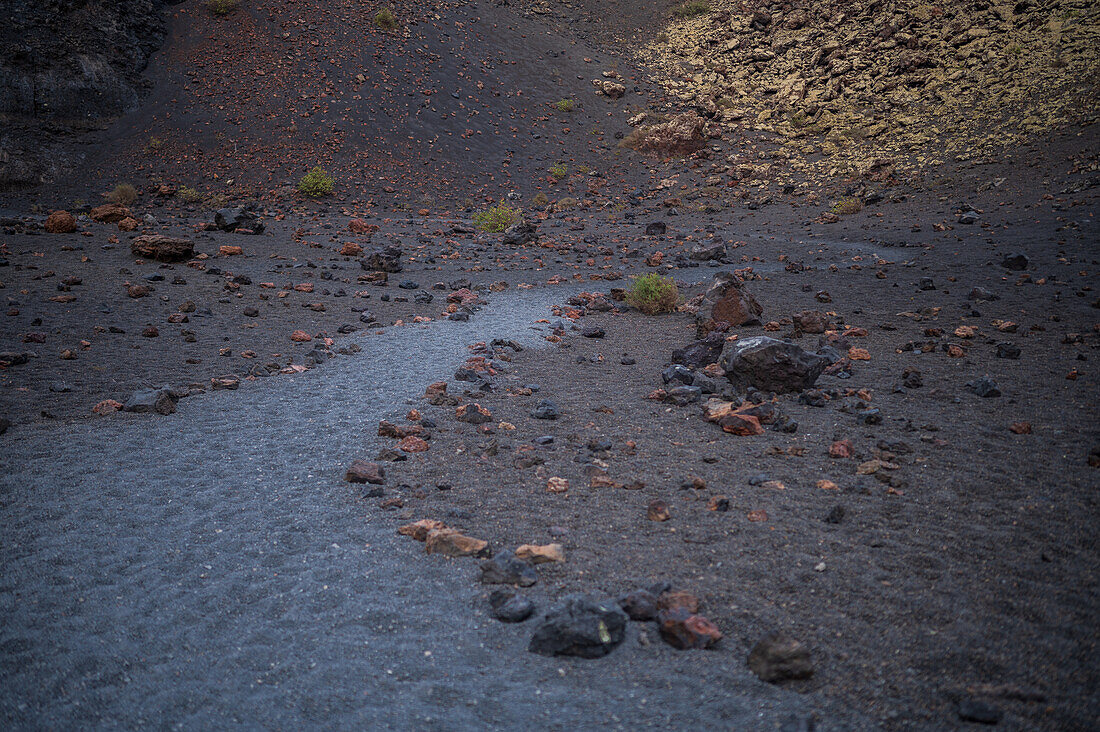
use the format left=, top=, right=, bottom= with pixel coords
left=832, top=197, right=863, bottom=215
left=177, top=186, right=204, bottom=204
left=549, top=162, right=568, bottom=180
left=206, top=0, right=241, bottom=16
left=298, top=167, right=335, bottom=198
left=625, top=273, right=679, bottom=314
left=672, top=1, right=710, bottom=19
left=531, top=192, right=550, bottom=209
left=145, top=136, right=165, bottom=153
left=473, top=203, right=521, bottom=233
left=107, top=183, right=137, bottom=206
left=554, top=99, right=575, bottom=113
left=374, top=7, right=397, bottom=30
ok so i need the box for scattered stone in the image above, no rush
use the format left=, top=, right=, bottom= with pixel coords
left=618, top=589, right=659, bottom=621
left=689, top=239, right=726, bottom=261
left=130, top=235, right=194, bottom=262
left=90, top=203, right=130, bottom=223
left=547, top=476, right=569, bottom=493
left=793, top=310, right=832, bottom=334
left=398, top=435, right=429, bottom=453
left=480, top=550, right=538, bottom=586
left=363, top=245, right=403, bottom=273
left=424, top=528, right=489, bottom=558
left=456, top=403, right=492, bottom=424
left=967, top=375, right=1001, bottom=398
left=658, top=608, right=723, bottom=650
left=747, top=631, right=814, bottom=682
left=92, top=399, right=124, bottom=415
left=645, top=221, right=667, bottom=236
left=530, top=400, right=560, bottom=419
left=397, top=519, right=447, bottom=541
left=657, top=590, right=699, bottom=613
left=44, top=210, right=77, bottom=233
left=490, top=589, right=535, bottom=623
left=581, top=324, right=605, bottom=338
left=345, top=460, right=385, bottom=484
left=968, top=287, right=997, bottom=301
left=210, top=375, right=239, bottom=390
left=214, top=207, right=264, bottom=234
left=502, top=220, right=539, bottom=246
left=528, top=595, right=628, bottom=658
left=696, top=272, right=763, bottom=335
left=515, top=543, right=565, bottom=564
left=1001, top=253, right=1029, bottom=271
left=719, top=336, right=832, bottom=393
left=123, top=387, right=177, bottom=416
left=647, top=499, right=671, bottom=521
left=592, top=78, right=626, bottom=98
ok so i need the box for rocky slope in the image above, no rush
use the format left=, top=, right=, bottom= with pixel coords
left=639, top=0, right=1099, bottom=181
left=0, top=0, right=174, bottom=188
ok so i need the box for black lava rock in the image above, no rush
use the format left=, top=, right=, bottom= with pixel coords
left=529, top=594, right=629, bottom=658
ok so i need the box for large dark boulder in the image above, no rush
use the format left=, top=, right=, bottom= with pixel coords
left=529, top=594, right=628, bottom=658
left=362, top=245, right=403, bottom=273
left=719, top=336, right=832, bottom=393
left=695, top=272, right=763, bottom=337
left=215, top=207, right=264, bottom=234
left=123, top=386, right=177, bottom=415
left=501, top=220, right=538, bottom=246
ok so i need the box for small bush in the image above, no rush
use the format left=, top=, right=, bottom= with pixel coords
left=625, top=273, right=679, bottom=315
left=549, top=162, right=568, bottom=180
left=177, top=186, right=203, bottom=204
left=374, top=7, right=397, bottom=30
left=473, top=203, right=521, bottom=233
left=832, top=197, right=863, bottom=215
left=554, top=99, right=575, bottom=113
left=298, top=166, right=335, bottom=198
left=553, top=197, right=579, bottom=211
left=145, top=136, right=165, bottom=153
left=107, top=183, right=137, bottom=206
left=672, top=1, right=710, bottom=19
left=531, top=192, right=550, bottom=209
left=206, top=0, right=241, bottom=16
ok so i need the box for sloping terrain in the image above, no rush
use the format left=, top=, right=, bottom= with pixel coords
left=0, top=0, right=173, bottom=187
left=640, top=0, right=1099, bottom=180
left=72, top=0, right=664, bottom=207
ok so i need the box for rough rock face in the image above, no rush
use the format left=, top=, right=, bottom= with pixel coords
left=130, top=235, right=194, bottom=262
left=44, top=210, right=77, bottom=233
left=0, top=0, right=173, bottom=187
left=640, top=0, right=1099, bottom=179
left=719, top=335, right=832, bottom=393
left=528, top=595, right=628, bottom=658
left=622, top=113, right=709, bottom=156
left=695, top=272, right=763, bottom=336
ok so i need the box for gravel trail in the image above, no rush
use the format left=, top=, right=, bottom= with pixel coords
left=1, top=288, right=851, bottom=730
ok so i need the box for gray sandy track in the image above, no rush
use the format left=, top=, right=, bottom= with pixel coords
left=1, top=288, right=849, bottom=730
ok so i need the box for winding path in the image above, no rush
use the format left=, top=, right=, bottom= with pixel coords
left=1, top=288, right=845, bottom=729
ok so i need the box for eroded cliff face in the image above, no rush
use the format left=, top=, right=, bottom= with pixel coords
left=0, top=0, right=173, bottom=188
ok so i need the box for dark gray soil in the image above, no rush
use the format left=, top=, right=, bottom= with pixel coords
left=1, top=0, right=1098, bottom=729
left=1, top=288, right=856, bottom=729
